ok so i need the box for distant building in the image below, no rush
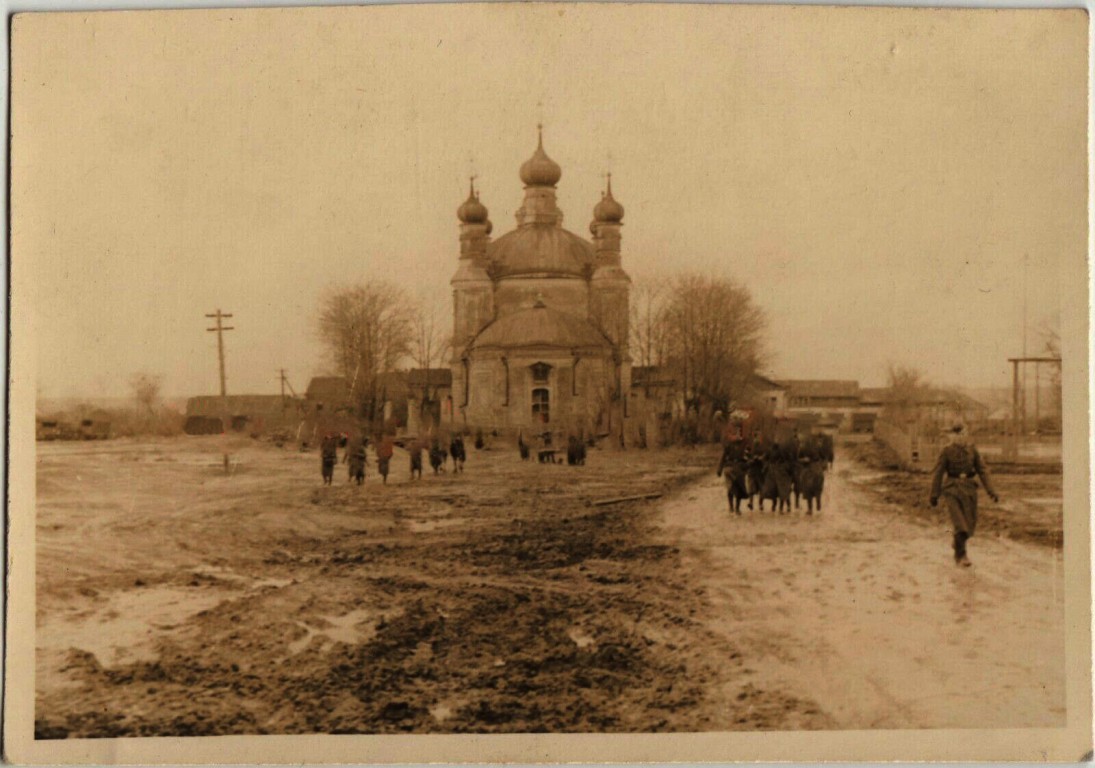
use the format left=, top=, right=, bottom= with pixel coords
left=450, top=129, right=631, bottom=438
left=859, top=386, right=989, bottom=435
left=749, top=374, right=788, bottom=416
left=185, top=394, right=301, bottom=433
left=304, top=377, right=353, bottom=414
left=376, top=368, right=453, bottom=434
left=780, top=379, right=861, bottom=431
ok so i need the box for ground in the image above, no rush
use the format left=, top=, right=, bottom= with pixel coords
left=34, top=435, right=1064, bottom=737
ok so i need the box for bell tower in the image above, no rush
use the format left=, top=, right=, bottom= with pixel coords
left=451, top=177, right=494, bottom=355
left=589, top=174, right=631, bottom=354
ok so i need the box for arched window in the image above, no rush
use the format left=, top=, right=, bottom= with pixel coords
left=532, top=388, right=550, bottom=424
left=531, top=362, right=552, bottom=383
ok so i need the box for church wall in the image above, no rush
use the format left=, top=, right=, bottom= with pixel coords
left=460, top=349, right=617, bottom=436
left=453, top=285, right=493, bottom=351
left=494, top=278, right=588, bottom=319
left=590, top=281, right=630, bottom=354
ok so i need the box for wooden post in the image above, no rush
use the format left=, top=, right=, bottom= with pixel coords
left=1010, top=359, right=1020, bottom=461
left=206, top=309, right=234, bottom=474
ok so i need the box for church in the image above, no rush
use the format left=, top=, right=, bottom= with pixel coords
left=450, top=129, right=632, bottom=439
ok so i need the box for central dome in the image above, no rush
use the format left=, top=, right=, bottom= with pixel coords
left=519, top=127, right=562, bottom=187
left=487, top=225, right=594, bottom=278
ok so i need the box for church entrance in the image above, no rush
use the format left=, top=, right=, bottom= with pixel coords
left=532, top=387, right=550, bottom=425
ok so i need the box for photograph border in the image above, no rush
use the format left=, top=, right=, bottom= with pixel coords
left=4, top=3, right=1092, bottom=763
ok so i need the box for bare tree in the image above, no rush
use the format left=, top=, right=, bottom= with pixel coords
left=660, top=274, right=768, bottom=416
left=883, top=364, right=930, bottom=427
left=410, top=306, right=452, bottom=399
left=317, top=281, right=415, bottom=421
left=129, top=372, right=163, bottom=416
left=629, top=278, right=669, bottom=392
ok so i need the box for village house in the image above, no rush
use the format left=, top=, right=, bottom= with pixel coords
left=779, top=379, right=862, bottom=432
left=184, top=394, right=302, bottom=434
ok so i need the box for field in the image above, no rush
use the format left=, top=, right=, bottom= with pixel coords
left=34, top=435, right=1066, bottom=737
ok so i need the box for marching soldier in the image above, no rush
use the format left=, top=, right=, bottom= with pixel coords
left=376, top=435, right=394, bottom=484
left=319, top=433, right=339, bottom=485
left=930, top=422, right=999, bottom=567
left=409, top=438, right=424, bottom=480
left=345, top=435, right=367, bottom=485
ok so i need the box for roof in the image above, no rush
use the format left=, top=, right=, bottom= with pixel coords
left=780, top=379, right=861, bottom=399
left=472, top=303, right=611, bottom=350
left=305, top=377, right=351, bottom=402
left=406, top=368, right=453, bottom=388
left=378, top=368, right=454, bottom=393
left=859, top=387, right=891, bottom=404
left=487, top=224, right=594, bottom=279
left=860, top=386, right=988, bottom=410
left=751, top=373, right=786, bottom=391
left=632, top=366, right=677, bottom=386
left=186, top=395, right=294, bottom=417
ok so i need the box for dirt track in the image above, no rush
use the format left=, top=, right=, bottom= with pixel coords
left=660, top=459, right=1065, bottom=729
left=34, top=436, right=1064, bottom=736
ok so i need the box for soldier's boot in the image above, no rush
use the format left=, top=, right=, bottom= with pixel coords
left=954, top=532, right=971, bottom=566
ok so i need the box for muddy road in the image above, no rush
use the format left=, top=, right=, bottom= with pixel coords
left=34, top=436, right=1063, bottom=736
left=662, top=457, right=1065, bottom=729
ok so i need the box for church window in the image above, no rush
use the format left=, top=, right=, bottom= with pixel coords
left=531, top=362, right=552, bottom=383
left=532, top=388, right=550, bottom=424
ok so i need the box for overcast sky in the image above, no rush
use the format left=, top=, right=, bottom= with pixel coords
left=12, top=4, right=1086, bottom=401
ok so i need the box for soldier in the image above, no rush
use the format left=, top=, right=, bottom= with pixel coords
left=319, top=433, right=339, bottom=486
left=930, top=422, right=999, bottom=567
left=429, top=438, right=447, bottom=474
left=376, top=435, right=394, bottom=484
left=450, top=434, right=466, bottom=473
left=409, top=438, right=424, bottom=480
left=345, top=435, right=367, bottom=485
left=716, top=433, right=749, bottom=515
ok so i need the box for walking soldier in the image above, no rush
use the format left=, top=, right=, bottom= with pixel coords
left=930, top=422, right=999, bottom=567
left=346, top=435, right=367, bottom=485
left=319, top=433, right=339, bottom=485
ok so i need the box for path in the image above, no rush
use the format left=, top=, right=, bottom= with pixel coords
left=659, top=457, right=1066, bottom=729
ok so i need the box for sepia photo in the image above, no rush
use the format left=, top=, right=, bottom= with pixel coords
left=5, top=3, right=1091, bottom=763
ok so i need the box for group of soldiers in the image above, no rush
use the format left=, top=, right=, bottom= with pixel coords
left=716, top=418, right=1000, bottom=566
left=716, top=429, right=835, bottom=516
left=318, top=432, right=467, bottom=486
left=516, top=430, right=589, bottom=465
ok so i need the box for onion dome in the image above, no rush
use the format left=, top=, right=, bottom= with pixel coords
left=593, top=174, right=624, bottom=223
left=519, top=125, right=562, bottom=187
left=457, top=178, right=489, bottom=224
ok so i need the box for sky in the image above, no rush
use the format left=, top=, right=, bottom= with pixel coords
left=12, top=4, right=1087, bottom=401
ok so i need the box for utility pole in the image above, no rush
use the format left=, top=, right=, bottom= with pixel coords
left=206, top=309, right=234, bottom=474
left=278, top=369, right=299, bottom=409
left=206, top=309, right=234, bottom=397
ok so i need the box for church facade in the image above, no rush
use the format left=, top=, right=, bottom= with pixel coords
left=450, top=130, right=631, bottom=438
